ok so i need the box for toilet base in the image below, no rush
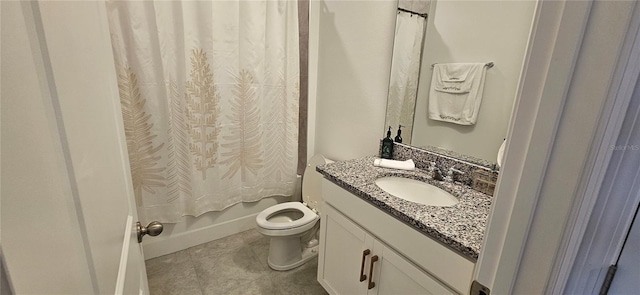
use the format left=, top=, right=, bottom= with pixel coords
left=266, top=235, right=319, bottom=271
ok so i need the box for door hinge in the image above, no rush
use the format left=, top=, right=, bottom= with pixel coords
left=599, top=265, right=617, bottom=295
left=470, top=280, right=490, bottom=295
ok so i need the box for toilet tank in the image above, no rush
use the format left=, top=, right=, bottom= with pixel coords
left=302, top=154, right=332, bottom=213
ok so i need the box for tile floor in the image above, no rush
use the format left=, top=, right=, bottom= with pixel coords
left=145, top=229, right=328, bottom=295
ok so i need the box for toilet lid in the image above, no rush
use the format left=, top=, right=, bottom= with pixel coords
left=302, top=154, right=331, bottom=212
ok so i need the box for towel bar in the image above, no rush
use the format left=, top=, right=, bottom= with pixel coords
left=397, top=8, right=428, bottom=18
left=431, top=62, right=494, bottom=69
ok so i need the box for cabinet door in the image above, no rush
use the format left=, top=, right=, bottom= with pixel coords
left=318, top=205, right=373, bottom=295
left=369, top=241, right=455, bottom=295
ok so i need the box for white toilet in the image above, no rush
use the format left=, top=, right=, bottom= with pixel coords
left=255, top=154, right=330, bottom=271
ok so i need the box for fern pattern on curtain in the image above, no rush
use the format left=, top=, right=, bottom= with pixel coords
left=107, top=0, right=299, bottom=223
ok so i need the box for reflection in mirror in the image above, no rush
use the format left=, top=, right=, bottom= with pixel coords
left=385, top=0, right=537, bottom=163
left=384, top=0, right=431, bottom=143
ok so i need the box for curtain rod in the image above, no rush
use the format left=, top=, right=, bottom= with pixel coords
left=397, top=7, right=428, bottom=18
left=431, top=62, right=495, bottom=69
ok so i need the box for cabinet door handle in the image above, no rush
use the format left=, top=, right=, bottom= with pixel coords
left=359, top=249, right=371, bottom=281
left=368, top=255, right=379, bottom=289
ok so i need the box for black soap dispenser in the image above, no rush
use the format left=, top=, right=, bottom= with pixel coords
left=394, top=125, right=403, bottom=143
left=381, top=126, right=394, bottom=159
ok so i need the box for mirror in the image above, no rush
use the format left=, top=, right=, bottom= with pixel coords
left=384, top=1, right=431, bottom=144
left=384, top=0, right=538, bottom=164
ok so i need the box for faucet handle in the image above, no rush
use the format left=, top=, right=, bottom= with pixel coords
left=448, top=167, right=465, bottom=175
left=445, top=167, right=465, bottom=182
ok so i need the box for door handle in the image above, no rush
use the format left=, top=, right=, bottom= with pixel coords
left=368, top=255, right=379, bottom=290
left=359, top=249, right=371, bottom=281
left=137, top=221, right=163, bottom=243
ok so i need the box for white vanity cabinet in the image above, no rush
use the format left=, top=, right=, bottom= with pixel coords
left=319, top=204, right=454, bottom=295
left=317, top=179, right=475, bottom=295
left=372, top=241, right=453, bottom=294
left=318, top=203, right=370, bottom=294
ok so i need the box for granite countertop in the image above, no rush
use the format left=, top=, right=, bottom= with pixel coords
left=317, top=156, right=493, bottom=260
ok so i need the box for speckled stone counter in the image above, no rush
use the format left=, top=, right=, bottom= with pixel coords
left=317, top=156, right=492, bottom=260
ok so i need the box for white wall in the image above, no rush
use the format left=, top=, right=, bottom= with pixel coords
left=310, top=0, right=397, bottom=161
left=411, top=0, right=537, bottom=161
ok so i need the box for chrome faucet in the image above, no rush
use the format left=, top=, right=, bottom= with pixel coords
left=445, top=166, right=466, bottom=183
left=427, top=162, right=444, bottom=181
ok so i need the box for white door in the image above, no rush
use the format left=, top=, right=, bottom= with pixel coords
left=1, top=1, right=151, bottom=294
left=609, top=205, right=640, bottom=294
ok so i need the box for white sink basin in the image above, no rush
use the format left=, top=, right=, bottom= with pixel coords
left=375, top=176, right=459, bottom=207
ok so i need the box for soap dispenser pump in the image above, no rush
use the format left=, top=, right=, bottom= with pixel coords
left=381, top=126, right=394, bottom=159
left=394, top=125, right=403, bottom=143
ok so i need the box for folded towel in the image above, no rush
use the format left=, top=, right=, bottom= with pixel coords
left=433, top=64, right=474, bottom=93
left=428, top=63, right=487, bottom=125
left=373, top=158, right=416, bottom=171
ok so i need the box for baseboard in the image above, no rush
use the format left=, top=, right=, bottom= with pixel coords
left=142, top=213, right=259, bottom=259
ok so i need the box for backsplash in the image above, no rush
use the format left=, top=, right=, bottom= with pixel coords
left=381, top=142, right=499, bottom=195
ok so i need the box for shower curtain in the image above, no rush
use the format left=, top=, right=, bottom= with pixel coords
left=385, top=10, right=426, bottom=143
left=107, top=0, right=300, bottom=223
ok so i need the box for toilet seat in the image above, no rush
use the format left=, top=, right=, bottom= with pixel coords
left=256, top=202, right=318, bottom=230
left=254, top=154, right=330, bottom=270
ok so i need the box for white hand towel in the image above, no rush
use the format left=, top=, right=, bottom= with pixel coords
left=428, top=63, right=487, bottom=125
left=373, top=158, right=416, bottom=171
left=433, top=63, right=474, bottom=93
